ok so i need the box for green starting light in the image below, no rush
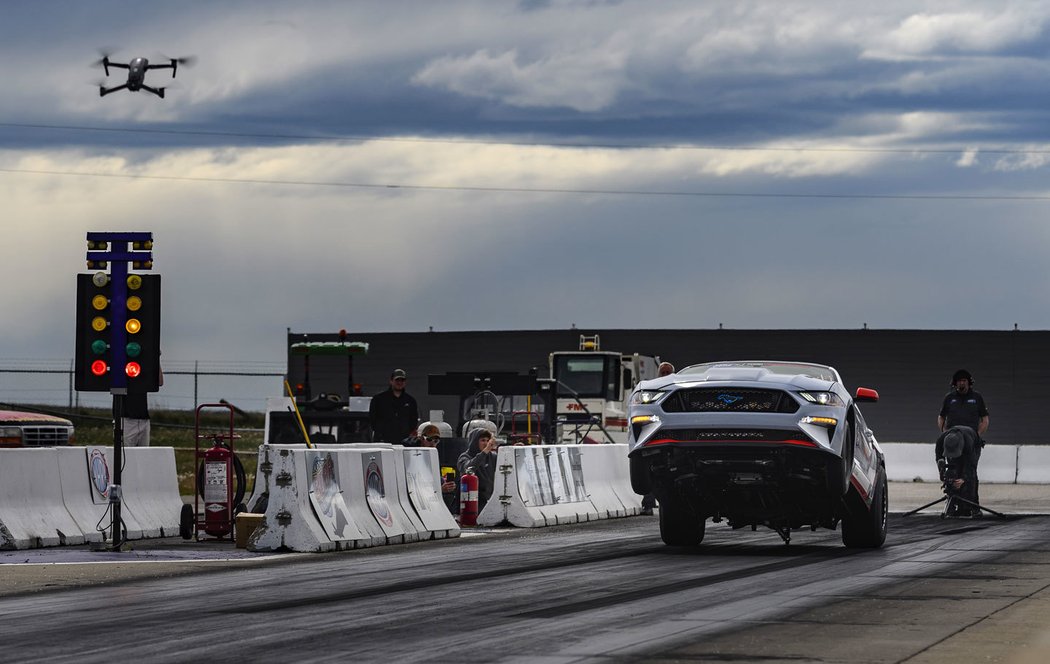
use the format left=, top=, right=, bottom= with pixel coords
left=126, top=342, right=141, bottom=358
left=91, top=339, right=107, bottom=355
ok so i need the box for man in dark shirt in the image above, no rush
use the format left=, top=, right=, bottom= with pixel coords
left=368, top=368, right=419, bottom=444
left=937, top=369, right=989, bottom=512
left=938, top=369, right=990, bottom=438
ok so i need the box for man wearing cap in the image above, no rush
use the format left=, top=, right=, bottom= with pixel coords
left=934, top=426, right=980, bottom=515
left=368, top=369, right=419, bottom=444
left=937, top=369, right=990, bottom=511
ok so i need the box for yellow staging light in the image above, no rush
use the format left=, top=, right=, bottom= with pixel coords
left=126, top=296, right=142, bottom=311
left=91, top=316, right=108, bottom=332
left=125, top=318, right=142, bottom=334
left=91, top=295, right=108, bottom=311
left=126, top=274, right=142, bottom=290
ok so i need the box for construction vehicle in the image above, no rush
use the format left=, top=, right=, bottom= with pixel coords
left=264, top=330, right=372, bottom=444
left=549, top=334, right=659, bottom=444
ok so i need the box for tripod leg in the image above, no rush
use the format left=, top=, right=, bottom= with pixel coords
left=902, top=495, right=948, bottom=517
left=953, top=496, right=1008, bottom=519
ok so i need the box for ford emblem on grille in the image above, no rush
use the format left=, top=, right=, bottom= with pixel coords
left=717, top=394, right=743, bottom=404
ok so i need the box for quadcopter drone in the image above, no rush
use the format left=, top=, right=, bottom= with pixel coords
left=96, top=55, right=193, bottom=98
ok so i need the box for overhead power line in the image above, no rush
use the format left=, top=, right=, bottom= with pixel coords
left=1, top=121, right=1048, bottom=155
left=1, top=165, right=1049, bottom=201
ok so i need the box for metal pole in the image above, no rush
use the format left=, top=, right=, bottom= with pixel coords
left=110, top=391, right=125, bottom=549
left=194, top=360, right=199, bottom=408
left=68, top=359, right=74, bottom=409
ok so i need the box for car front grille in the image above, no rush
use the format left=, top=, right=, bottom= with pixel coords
left=655, top=428, right=811, bottom=444
left=662, top=388, right=799, bottom=414
left=22, top=426, right=72, bottom=446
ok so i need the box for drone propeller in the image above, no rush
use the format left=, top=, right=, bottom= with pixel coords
left=91, top=48, right=116, bottom=75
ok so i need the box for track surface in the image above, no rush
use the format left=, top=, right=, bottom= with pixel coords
left=2, top=513, right=1050, bottom=663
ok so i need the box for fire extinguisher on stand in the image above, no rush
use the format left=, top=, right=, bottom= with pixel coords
left=460, top=471, right=479, bottom=526
left=203, top=439, right=233, bottom=537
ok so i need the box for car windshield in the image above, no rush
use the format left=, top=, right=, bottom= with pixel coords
left=680, top=361, right=838, bottom=383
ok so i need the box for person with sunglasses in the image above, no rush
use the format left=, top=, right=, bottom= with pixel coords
left=368, top=368, right=419, bottom=444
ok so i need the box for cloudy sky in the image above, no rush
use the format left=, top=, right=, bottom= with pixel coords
left=3, top=0, right=1050, bottom=410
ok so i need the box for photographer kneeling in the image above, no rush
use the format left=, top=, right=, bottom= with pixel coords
left=934, top=425, right=981, bottom=517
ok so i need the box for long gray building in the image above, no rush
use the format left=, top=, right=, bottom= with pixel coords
left=298, top=328, right=1041, bottom=445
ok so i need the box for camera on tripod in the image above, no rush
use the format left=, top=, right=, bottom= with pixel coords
left=937, top=457, right=964, bottom=495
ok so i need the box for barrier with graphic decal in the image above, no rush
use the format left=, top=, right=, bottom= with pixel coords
left=477, top=443, right=641, bottom=527
left=248, top=443, right=460, bottom=553
left=0, top=446, right=182, bottom=549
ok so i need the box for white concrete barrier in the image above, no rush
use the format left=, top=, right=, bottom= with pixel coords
left=401, top=447, right=460, bottom=539
left=0, top=449, right=85, bottom=549
left=576, top=445, right=627, bottom=518
left=607, top=444, right=643, bottom=515
left=881, top=443, right=940, bottom=482
left=882, top=442, right=1049, bottom=484
left=343, top=446, right=418, bottom=544
left=55, top=447, right=110, bottom=544
left=479, top=444, right=639, bottom=528
left=1017, top=447, right=1050, bottom=484
left=121, top=447, right=184, bottom=538
left=249, top=445, right=337, bottom=553
left=249, top=443, right=462, bottom=552
left=978, top=446, right=1019, bottom=484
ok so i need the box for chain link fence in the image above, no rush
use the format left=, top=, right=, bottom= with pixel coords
left=0, top=359, right=285, bottom=413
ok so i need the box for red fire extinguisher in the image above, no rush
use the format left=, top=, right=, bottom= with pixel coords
left=460, top=472, right=479, bottom=526
left=202, top=441, right=233, bottom=537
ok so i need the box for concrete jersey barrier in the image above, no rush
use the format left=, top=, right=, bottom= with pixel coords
left=881, top=442, right=1049, bottom=484
left=478, top=443, right=641, bottom=528
left=249, top=443, right=461, bottom=553
left=0, top=446, right=183, bottom=549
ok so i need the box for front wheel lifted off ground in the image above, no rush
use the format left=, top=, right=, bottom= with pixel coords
left=841, top=465, right=888, bottom=548
left=659, top=497, right=705, bottom=546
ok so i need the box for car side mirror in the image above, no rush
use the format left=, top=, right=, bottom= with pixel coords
left=855, top=387, right=879, bottom=403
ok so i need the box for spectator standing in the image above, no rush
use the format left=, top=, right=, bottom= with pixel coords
left=937, top=369, right=990, bottom=508
left=369, top=369, right=419, bottom=444
left=118, top=364, right=163, bottom=447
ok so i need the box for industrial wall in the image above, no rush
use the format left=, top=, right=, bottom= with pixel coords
left=316, top=329, right=1042, bottom=445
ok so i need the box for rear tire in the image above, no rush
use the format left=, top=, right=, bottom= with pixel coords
left=659, top=497, right=705, bottom=546
left=842, top=465, right=887, bottom=548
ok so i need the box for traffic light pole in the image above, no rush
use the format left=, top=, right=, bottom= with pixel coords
left=111, top=391, right=125, bottom=549
left=76, top=231, right=156, bottom=551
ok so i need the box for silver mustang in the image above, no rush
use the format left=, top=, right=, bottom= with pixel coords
left=628, top=360, right=886, bottom=547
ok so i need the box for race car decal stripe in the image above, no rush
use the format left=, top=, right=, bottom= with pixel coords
left=850, top=475, right=871, bottom=505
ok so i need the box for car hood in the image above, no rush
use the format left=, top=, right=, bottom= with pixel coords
left=0, top=410, right=74, bottom=426
left=639, top=367, right=834, bottom=392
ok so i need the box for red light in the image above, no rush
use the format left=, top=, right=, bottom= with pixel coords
left=91, top=360, right=108, bottom=376
left=125, top=362, right=142, bottom=378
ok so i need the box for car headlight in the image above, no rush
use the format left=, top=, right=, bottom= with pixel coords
left=797, top=391, right=844, bottom=407
left=631, top=390, right=669, bottom=405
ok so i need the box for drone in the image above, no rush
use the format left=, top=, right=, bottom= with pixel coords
left=96, top=55, right=194, bottom=98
